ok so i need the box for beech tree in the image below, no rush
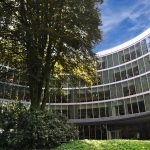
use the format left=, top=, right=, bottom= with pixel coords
left=0, top=0, right=103, bottom=110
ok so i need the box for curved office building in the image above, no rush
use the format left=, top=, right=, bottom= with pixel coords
left=1, top=28, right=150, bottom=139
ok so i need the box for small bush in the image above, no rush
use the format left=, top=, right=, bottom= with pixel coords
left=0, top=103, right=78, bottom=149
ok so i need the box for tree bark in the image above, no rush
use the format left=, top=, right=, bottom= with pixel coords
left=29, top=76, right=43, bottom=110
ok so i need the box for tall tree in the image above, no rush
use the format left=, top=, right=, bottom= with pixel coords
left=0, top=0, right=103, bottom=110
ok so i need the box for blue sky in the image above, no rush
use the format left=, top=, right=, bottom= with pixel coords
left=93, top=0, right=150, bottom=53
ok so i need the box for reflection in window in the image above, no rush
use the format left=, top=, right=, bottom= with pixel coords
left=115, top=105, right=125, bottom=116
left=121, top=42, right=143, bottom=63
left=105, top=90, right=110, bottom=99
left=138, top=101, right=145, bottom=112
left=114, top=72, right=121, bottom=81
left=123, top=85, right=136, bottom=96
left=133, top=66, right=139, bottom=76
left=130, top=51, right=136, bottom=60
left=98, top=90, right=110, bottom=100
left=127, top=101, right=145, bottom=114
left=124, top=54, right=131, bottom=62
left=121, top=71, right=127, bottom=80
left=132, top=102, right=139, bottom=113
left=135, top=43, right=142, bottom=57
left=93, top=108, right=99, bottom=118
left=100, top=107, right=109, bottom=117
left=114, top=66, right=139, bottom=82
left=102, top=61, right=105, bottom=69
left=141, top=39, right=148, bottom=54
left=127, top=69, right=133, bottom=78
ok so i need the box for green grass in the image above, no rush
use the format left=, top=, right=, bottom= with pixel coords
left=52, top=139, right=150, bottom=150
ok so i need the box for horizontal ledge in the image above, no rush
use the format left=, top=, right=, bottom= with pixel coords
left=68, top=111, right=150, bottom=125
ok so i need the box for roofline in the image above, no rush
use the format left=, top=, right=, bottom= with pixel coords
left=96, top=28, right=150, bottom=57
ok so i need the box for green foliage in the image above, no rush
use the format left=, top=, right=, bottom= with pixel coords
left=0, top=0, right=103, bottom=109
left=53, top=139, right=150, bottom=150
left=0, top=103, right=78, bottom=149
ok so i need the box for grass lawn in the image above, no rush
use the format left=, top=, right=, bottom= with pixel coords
left=52, top=139, right=150, bottom=150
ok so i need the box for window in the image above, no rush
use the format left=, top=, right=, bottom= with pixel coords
left=135, top=43, right=142, bottom=57
left=133, top=66, right=139, bottom=76
left=87, top=109, right=93, bottom=118
left=100, top=107, right=109, bottom=117
left=124, top=54, right=131, bottom=62
left=121, top=70, right=127, bottom=80
left=127, top=101, right=145, bottom=114
left=127, top=103, right=132, bottom=114
left=130, top=51, right=136, bottom=60
left=104, top=90, right=110, bottom=99
left=122, top=55, right=125, bottom=63
left=114, top=72, right=121, bottom=81
left=115, top=105, right=125, bottom=116
left=123, top=86, right=129, bottom=96
left=102, top=61, right=105, bottom=69
left=123, top=85, right=136, bottom=96
left=132, top=102, right=139, bottom=113
left=93, top=108, right=99, bottom=118
left=98, top=92, right=104, bottom=100
left=129, top=85, right=136, bottom=95
left=127, top=68, right=133, bottom=78
left=141, top=39, right=148, bottom=54
left=139, top=101, right=145, bottom=112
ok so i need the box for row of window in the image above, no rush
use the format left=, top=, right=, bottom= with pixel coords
left=49, top=93, right=150, bottom=119
left=97, top=39, right=148, bottom=70
left=0, top=84, right=30, bottom=101
left=79, top=101, right=145, bottom=119
left=114, top=66, right=139, bottom=81
left=1, top=73, right=150, bottom=103
left=100, top=55, right=150, bottom=84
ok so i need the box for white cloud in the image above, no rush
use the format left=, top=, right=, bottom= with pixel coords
left=101, top=0, right=150, bottom=33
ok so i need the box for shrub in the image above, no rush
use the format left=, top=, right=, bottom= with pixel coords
left=0, top=103, right=78, bottom=149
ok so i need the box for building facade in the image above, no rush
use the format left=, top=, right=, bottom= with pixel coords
left=1, top=28, right=150, bottom=139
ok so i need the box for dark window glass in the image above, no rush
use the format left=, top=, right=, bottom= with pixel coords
left=121, top=71, right=127, bottom=80
left=100, top=107, right=109, bottom=117
left=81, top=109, right=86, bottom=118
left=127, top=69, right=133, bottom=78
left=100, top=107, right=105, bottom=117
left=133, top=66, right=139, bottom=76
left=119, top=105, right=125, bottom=115
left=115, top=105, right=124, bottom=116
left=114, top=72, right=121, bottom=81
left=129, top=85, right=136, bottom=95
left=115, top=106, right=119, bottom=116
left=127, top=104, right=132, bottom=114
left=105, top=90, right=110, bottom=99
left=136, top=50, right=141, bottom=57
left=130, top=51, right=136, bottom=60
left=123, top=85, right=136, bottom=96
left=124, top=54, right=130, bottom=62
left=99, top=92, right=104, bottom=100
left=102, top=61, right=105, bottom=69
left=139, top=101, right=145, bottom=112
left=132, top=102, right=138, bottom=113
left=122, top=55, right=125, bottom=63
left=93, top=108, right=99, bottom=118
left=87, top=109, right=93, bottom=118
left=123, top=87, right=129, bottom=96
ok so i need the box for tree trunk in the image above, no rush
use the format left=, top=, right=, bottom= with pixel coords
left=29, top=75, right=43, bottom=110
left=41, top=75, right=50, bottom=110
left=26, top=46, right=44, bottom=110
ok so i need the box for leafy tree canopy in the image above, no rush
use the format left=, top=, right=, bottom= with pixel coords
left=0, top=0, right=103, bottom=109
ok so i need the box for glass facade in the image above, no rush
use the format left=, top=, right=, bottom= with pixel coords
left=1, top=29, right=150, bottom=140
